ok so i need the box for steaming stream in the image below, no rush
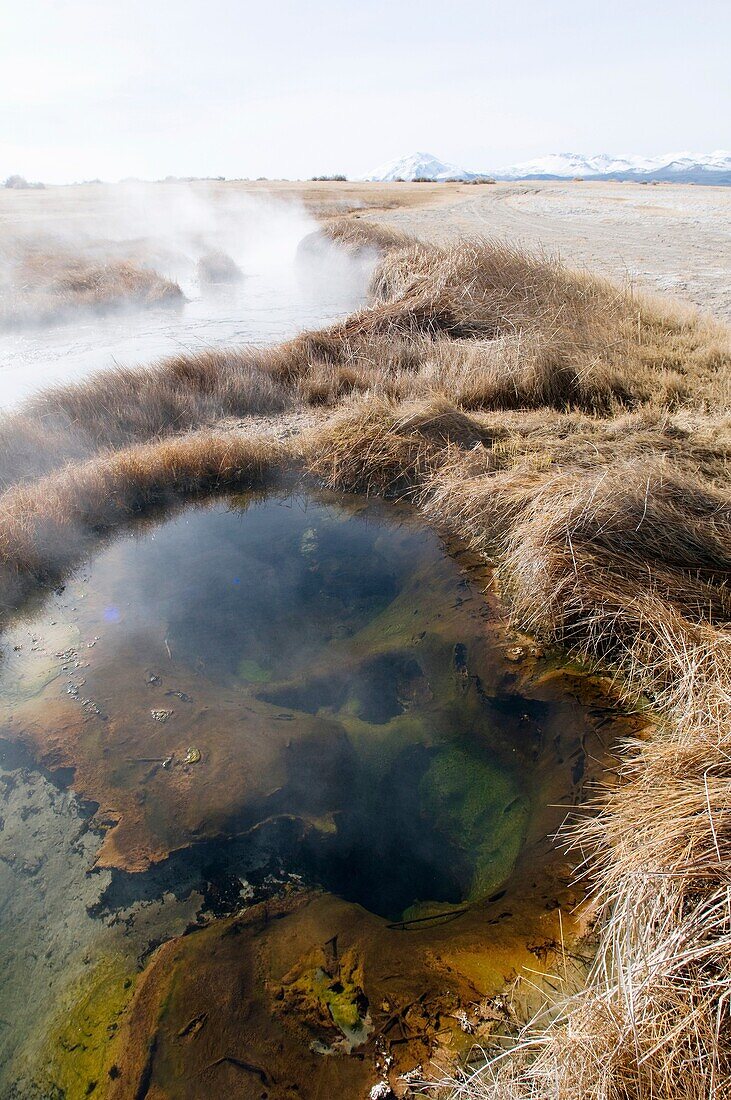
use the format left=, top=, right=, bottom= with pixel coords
left=0, top=265, right=368, bottom=409
left=0, top=184, right=371, bottom=408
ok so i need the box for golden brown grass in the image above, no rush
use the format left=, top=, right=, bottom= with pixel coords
left=302, top=215, right=416, bottom=255
left=303, top=395, right=731, bottom=1099
left=1, top=225, right=727, bottom=493
left=0, top=431, right=283, bottom=613
left=291, top=232, right=730, bottom=413
left=0, top=248, right=182, bottom=328
left=0, top=348, right=293, bottom=488
left=0, top=220, right=729, bottom=1098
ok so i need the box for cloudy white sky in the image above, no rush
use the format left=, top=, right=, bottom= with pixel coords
left=2, top=0, right=729, bottom=183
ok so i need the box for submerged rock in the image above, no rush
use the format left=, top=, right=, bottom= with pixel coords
left=505, top=645, right=526, bottom=662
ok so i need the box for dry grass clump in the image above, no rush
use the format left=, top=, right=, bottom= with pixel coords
left=294, top=219, right=414, bottom=278
left=0, top=431, right=284, bottom=615
left=307, top=397, right=731, bottom=701
left=431, top=450, right=731, bottom=650
left=302, top=394, right=731, bottom=1099
left=290, top=230, right=730, bottom=414
left=197, top=249, right=243, bottom=283
left=311, top=216, right=416, bottom=256
left=0, top=249, right=182, bottom=329
left=0, top=348, right=293, bottom=489
left=301, top=396, right=493, bottom=498
left=368, top=240, right=729, bottom=407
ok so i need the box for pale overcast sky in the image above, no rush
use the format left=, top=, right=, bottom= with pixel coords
left=2, top=0, right=729, bottom=183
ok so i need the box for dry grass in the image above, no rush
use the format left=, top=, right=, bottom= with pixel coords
left=430, top=690, right=731, bottom=1099
left=0, top=220, right=730, bottom=1097
left=0, top=431, right=283, bottom=614
left=0, top=348, right=293, bottom=489
left=303, top=396, right=731, bottom=1099
left=303, top=215, right=416, bottom=255
left=0, top=248, right=182, bottom=328
left=289, top=233, right=730, bottom=413
left=1, top=227, right=726, bottom=493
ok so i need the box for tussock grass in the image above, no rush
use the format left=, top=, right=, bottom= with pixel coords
left=304, top=395, right=731, bottom=1099
left=1, top=220, right=730, bottom=1097
left=0, top=349, right=293, bottom=488
left=0, top=431, right=283, bottom=613
left=311, top=216, right=416, bottom=255
left=290, top=226, right=730, bottom=414
left=0, top=249, right=182, bottom=329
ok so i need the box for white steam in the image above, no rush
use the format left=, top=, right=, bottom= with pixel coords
left=0, top=182, right=375, bottom=407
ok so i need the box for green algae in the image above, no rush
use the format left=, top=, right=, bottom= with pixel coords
left=419, top=747, right=529, bottom=901
left=237, top=657, right=273, bottom=682
left=42, top=956, right=136, bottom=1100
left=289, top=947, right=370, bottom=1045
left=310, top=967, right=365, bottom=1035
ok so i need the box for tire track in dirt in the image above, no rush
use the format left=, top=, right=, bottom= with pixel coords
left=364, top=181, right=731, bottom=322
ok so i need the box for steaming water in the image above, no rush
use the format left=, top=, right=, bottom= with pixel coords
left=0, top=190, right=617, bottom=1093
left=0, top=257, right=369, bottom=410
left=0, top=488, right=581, bottom=1089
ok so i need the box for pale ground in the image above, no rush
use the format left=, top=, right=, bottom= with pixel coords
left=356, top=180, right=731, bottom=322
left=231, top=178, right=731, bottom=322
left=2, top=178, right=728, bottom=321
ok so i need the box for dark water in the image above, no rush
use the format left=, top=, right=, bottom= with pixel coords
left=0, top=489, right=611, bottom=1091
left=0, top=491, right=541, bottom=923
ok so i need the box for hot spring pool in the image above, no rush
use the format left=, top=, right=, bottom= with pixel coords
left=0, top=489, right=626, bottom=1095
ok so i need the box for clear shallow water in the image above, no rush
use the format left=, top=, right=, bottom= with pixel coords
left=0, top=492, right=535, bottom=910
left=0, top=490, right=596, bottom=1092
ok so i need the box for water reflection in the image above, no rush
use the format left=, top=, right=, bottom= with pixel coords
left=0, top=489, right=621, bottom=1094
left=0, top=492, right=540, bottom=916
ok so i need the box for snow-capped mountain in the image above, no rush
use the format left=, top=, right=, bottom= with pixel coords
left=364, top=151, right=480, bottom=182
left=494, top=153, right=656, bottom=178
left=364, top=150, right=731, bottom=185
left=493, top=151, right=731, bottom=184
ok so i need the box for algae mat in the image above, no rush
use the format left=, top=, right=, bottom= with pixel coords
left=0, top=490, right=639, bottom=1097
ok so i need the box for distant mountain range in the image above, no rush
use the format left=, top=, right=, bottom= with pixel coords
left=364, top=150, right=731, bottom=185
left=363, top=152, right=483, bottom=182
